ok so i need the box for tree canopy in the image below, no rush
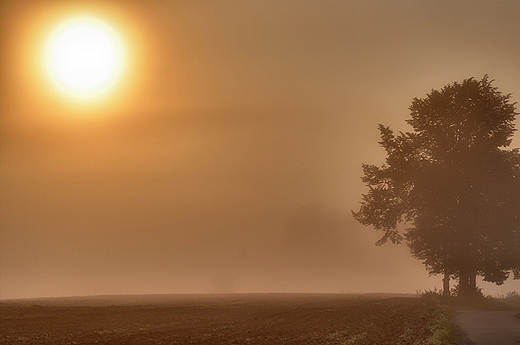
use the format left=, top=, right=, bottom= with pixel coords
left=353, top=76, right=520, bottom=295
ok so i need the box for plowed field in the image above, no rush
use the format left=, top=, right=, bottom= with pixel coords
left=1, top=294, right=439, bottom=344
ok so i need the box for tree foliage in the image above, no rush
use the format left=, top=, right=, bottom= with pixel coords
left=353, top=76, right=520, bottom=288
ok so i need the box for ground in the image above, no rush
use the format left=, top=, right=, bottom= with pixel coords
left=456, top=310, right=520, bottom=345
left=0, top=294, right=439, bottom=345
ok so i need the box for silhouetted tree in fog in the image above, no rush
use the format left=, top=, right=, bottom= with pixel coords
left=353, top=76, right=520, bottom=296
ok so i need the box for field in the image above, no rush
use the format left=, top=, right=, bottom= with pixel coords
left=1, top=294, right=440, bottom=344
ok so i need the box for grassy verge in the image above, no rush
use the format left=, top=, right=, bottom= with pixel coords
left=418, top=294, right=458, bottom=345
left=424, top=304, right=457, bottom=345
left=493, top=291, right=520, bottom=309
left=492, top=291, right=520, bottom=320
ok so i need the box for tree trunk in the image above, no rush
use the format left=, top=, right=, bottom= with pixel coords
left=458, top=270, right=478, bottom=297
left=443, top=270, right=450, bottom=296
left=458, top=271, right=469, bottom=296
left=469, top=271, right=477, bottom=292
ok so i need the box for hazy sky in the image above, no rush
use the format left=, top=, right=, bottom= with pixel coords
left=1, top=1, right=519, bottom=299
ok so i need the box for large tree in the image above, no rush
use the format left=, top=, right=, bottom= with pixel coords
left=353, top=76, right=520, bottom=296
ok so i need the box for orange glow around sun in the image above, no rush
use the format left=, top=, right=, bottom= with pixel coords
left=43, top=16, right=127, bottom=101
left=6, top=3, right=149, bottom=119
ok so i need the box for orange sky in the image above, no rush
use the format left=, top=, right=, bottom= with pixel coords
left=1, top=1, right=519, bottom=299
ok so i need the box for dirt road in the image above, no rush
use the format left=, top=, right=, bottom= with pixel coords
left=455, top=310, right=520, bottom=345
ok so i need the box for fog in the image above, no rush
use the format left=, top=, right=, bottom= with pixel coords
left=1, top=1, right=520, bottom=299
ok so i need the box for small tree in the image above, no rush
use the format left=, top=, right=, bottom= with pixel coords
left=353, top=76, right=520, bottom=296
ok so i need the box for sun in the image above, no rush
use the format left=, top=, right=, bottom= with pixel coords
left=44, top=16, right=126, bottom=100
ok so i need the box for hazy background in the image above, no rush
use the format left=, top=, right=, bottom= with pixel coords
left=1, top=1, right=519, bottom=299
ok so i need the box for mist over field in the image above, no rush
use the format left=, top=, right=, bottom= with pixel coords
left=1, top=1, right=520, bottom=299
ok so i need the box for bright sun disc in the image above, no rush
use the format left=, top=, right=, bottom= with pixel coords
left=44, top=16, right=126, bottom=100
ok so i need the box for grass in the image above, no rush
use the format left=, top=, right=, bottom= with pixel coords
left=418, top=290, right=463, bottom=345
left=424, top=303, right=457, bottom=345
left=493, top=291, right=520, bottom=309
left=493, top=291, right=520, bottom=319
